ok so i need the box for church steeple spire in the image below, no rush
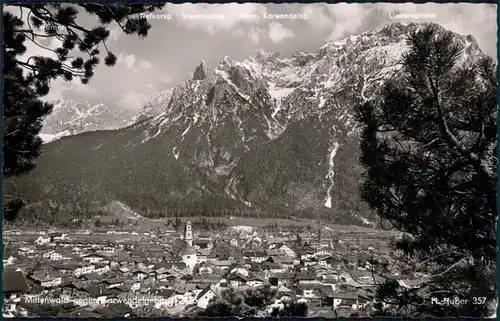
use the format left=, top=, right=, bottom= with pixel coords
left=184, top=221, right=193, bottom=247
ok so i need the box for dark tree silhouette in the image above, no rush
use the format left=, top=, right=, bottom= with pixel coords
left=199, top=285, right=303, bottom=317
left=355, top=25, right=497, bottom=317
left=270, top=299, right=309, bottom=317
left=2, top=4, right=164, bottom=221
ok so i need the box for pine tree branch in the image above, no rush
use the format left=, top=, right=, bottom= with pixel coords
left=431, top=73, right=494, bottom=179
left=14, top=60, right=37, bottom=72
left=428, top=257, right=468, bottom=278
left=416, top=249, right=459, bottom=268
left=21, top=29, right=59, bottom=54
left=4, top=129, right=21, bottom=137
left=4, top=145, right=32, bottom=154
left=17, top=30, right=53, bottom=37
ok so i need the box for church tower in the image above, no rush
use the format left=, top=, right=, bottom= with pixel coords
left=184, top=221, right=193, bottom=247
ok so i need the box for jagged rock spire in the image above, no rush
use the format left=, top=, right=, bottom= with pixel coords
left=192, top=61, right=207, bottom=81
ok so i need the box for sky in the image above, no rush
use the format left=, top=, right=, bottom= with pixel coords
left=5, top=3, right=497, bottom=111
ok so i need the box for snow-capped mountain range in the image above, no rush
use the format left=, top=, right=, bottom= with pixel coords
left=18, top=22, right=486, bottom=226
left=40, top=88, right=175, bottom=142
left=41, top=99, right=135, bottom=142
left=131, top=88, right=175, bottom=124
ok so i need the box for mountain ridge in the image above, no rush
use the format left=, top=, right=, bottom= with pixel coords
left=11, top=22, right=486, bottom=227
left=41, top=99, right=136, bottom=142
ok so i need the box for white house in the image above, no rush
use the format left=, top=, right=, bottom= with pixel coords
left=3, top=270, right=28, bottom=314
left=72, top=247, right=82, bottom=255
left=42, top=250, right=55, bottom=259
left=131, top=283, right=141, bottom=292
left=196, top=286, right=219, bottom=309
left=82, top=254, right=106, bottom=264
left=228, top=266, right=249, bottom=277
left=247, top=277, right=267, bottom=288
left=35, top=236, right=51, bottom=245
left=119, top=267, right=130, bottom=273
left=50, top=252, right=62, bottom=261
left=42, top=250, right=63, bottom=260
left=331, top=292, right=359, bottom=310
left=18, top=247, right=35, bottom=256
left=3, top=255, right=16, bottom=266
left=40, top=276, right=62, bottom=288
left=94, top=265, right=110, bottom=275
left=278, top=245, right=296, bottom=258
left=184, top=290, right=201, bottom=306
left=246, top=251, right=268, bottom=263
left=228, top=274, right=247, bottom=288
left=74, top=264, right=96, bottom=277
left=230, top=238, right=239, bottom=247
left=101, top=246, right=115, bottom=253
left=134, top=271, right=148, bottom=281
left=51, top=233, right=68, bottom=241
left=313, top=250, right=331, bottom=259
left=302, top=288, right=317, bottom=298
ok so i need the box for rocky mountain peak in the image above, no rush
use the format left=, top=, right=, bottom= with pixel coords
left=379, top=22, right=407, bottom=38
left=30, top=22, right=489, bottom=226
left=132, top=88, right=175, bottom=123
left=41, top=99, right=136, bottom=141
left=466, top=34, right=478, bottom=45
left=192, top=60, right=207, bottom=81
left=219, top=56, right=234, bottom=68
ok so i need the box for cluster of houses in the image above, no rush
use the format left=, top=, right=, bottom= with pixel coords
left=3, top=222, right=425, bottom=317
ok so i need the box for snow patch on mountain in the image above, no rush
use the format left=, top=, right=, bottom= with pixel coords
left=214, top=69, right=251, bottom=102
left=132, top=88, right=174, bottom=123
left=241, top=199, right=252, bottom=208
left=225, top=176, right=239, bottom=201
left=41, top=99, right=136, bottom=143
left=39, top=130, right=72, bottom=143
left=172, top=146, right=180, bottom=160
left=268, top=82, right=295, bottom=100
left=115, top=201, right=145, bottom=220
left=325, top=141, right=340, bottom=208
left=235, top=115, right=246, bottom=142
left=355, top=214, right=376, bottom=227
left=181, top=121, right=192, bottom=140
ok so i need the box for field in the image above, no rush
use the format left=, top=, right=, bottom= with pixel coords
left=6, top=199, right=393, bottom=237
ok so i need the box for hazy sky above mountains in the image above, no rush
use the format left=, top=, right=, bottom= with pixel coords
left=7, top=3, right=497, bottom=111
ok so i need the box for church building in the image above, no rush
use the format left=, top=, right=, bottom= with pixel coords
left=169, top=221, right=197, bottom=269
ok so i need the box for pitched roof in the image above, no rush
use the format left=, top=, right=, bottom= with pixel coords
left=197, top=248, right=211, bottom=256
left=277, top=285, right=292, bottom=293
left=171, top=239, right=196, bottom=256
left=174, top=283, right=196, bottom=293
left=301, top=283, right=320, bottom=290
left=212, top=260, right=232, bottom=266
left=191, top=275, right=222, bottom=283
left=3, top=271, right=28, bottom=293
left=296, top=272, right=316, bottom=280
left=80, top=273, right=100, bottom=281
left=82, top=253, right=108, bottom=259
left=156, top=289, right=175, bottom=298
left=247, top=276, right=267, bottom=283
left=227, top=273, right=247, bottom=282
left=318, top=284, right=335, bottom=294
left=196, top=284, right=217, bottom=300
left=271, top=272, right=295, bottom=279
left=329, top=292, right=359, bottom=300
left=243, top=250, right=267, bottom=257
left=83, top=286, right=103, bottom=297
